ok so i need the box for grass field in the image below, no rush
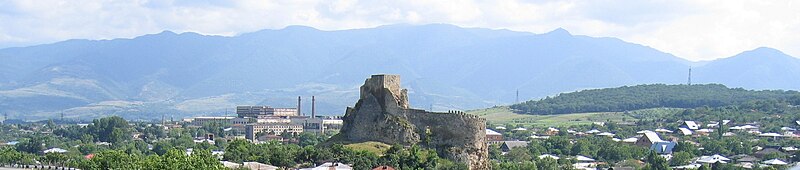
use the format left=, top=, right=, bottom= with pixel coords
left=467, top=106, right=651, bottom=127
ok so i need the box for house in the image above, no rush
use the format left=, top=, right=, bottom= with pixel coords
left=782, top=146, right=799, bottom=152
left=730, top=125, right=758, bottom=131
left=622, top=137, right=638, bottom=143
left=545, top=127, right=560, bottom=136
left=736, top=155, right=758, bottom=163
left=655, top=128, right=674, bottom=133
left=512, top=127, right=527, bottom=131
left=722, top=120, right=731, bottom=125
left=735, top=162, right=754, bottom=169
left=754, top=148, right=786, bottom=158
left=242, top=162, right=279, bottom=170
left=722, top=132, right=735, bottom=137
left=762, top=159, right=788, bottom=165
left=636, top=132, right=664, bottom=147
left=695, top=129, right=714, bottom=134
left=538, top=154, right=560, bottom=160
left=212, top=150, right=225, bottom=159
left=672, top=164, right=702, bottom=169
left=485, top=129, right=503, bottom=145
left=636, top=130, right=655, bottom=134
left=43, top=148, right=68, bottom=153
left=576, top=155, right=595, bottom=162
left=495, top=126, right=507, bottom=130
left=500, top=141, right=529, bottom=152
left=221, top=161, right=241, bottom=169
left=573, top=163, right=597, bottom=170
left=683, top=121, right=699, bottom=130
left=678, top=128, right=692, bottom=136
left=586, top=129, right=601, bottom=134
left=300, top=162, right=353, bottom=170
left=596, top=132, right=615, bottom=137
left=696, top=154, right=730, bottom=164
left=759, top=132, right=783, bottom=139
left=649, top=141, right=677, bottom=154
left=529, top=135, right=550, bottom=139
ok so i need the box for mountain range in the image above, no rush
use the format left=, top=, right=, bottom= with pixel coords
left=1, top=24, right=798, bottom=120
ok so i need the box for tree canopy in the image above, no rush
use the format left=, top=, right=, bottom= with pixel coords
left=512, top=84, right=800, bottom=115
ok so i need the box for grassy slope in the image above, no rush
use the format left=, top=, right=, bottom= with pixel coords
left=344, top=141, right=392, bottom=155
left=468, top=106, right=653, bottom=127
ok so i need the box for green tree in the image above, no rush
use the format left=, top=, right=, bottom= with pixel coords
left=670, top=152, right=692, bottom=166
left=536, top=157, right=559, bottom=170
left=223, top=139, right=253, bottom=163
left=15, top=136, right=46, bottom=153
left=505, top=148, right=532, bottom=162
left=645, top=151, right=670, bottom=170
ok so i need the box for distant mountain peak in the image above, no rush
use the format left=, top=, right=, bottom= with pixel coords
left=156, top=30, right=178, bottom=35
left=748, top=47, right=784, bottom=54
left=282, top=25, right=320, bottom=31
left=546, top=27, right=572, bottom=36
left=735, top=47, right=793, bottom=60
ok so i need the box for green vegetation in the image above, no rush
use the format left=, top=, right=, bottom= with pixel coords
left=468, top=106, right=642, bottom=127
left=344, top=141, right=392, bottom=155
left=511, top=84, right=800, bottom=115
left=489, top=92, right=800, bottom=169
left=0, top=116, right=466, bottom=170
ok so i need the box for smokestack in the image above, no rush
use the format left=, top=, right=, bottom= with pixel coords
left=298, top=96, right=302, bottom=116
left=312, top=96, right=316, bottom=118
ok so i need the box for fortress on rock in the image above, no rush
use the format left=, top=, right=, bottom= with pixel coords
left=336, top=74, right=489, bottom=169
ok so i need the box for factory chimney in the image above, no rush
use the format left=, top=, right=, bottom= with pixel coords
left=297, top=96, right=302, bottom=116
left=312, top=96, right=316, bottom=118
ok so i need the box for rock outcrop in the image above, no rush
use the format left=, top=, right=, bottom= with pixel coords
left=338, top=74, right=489, bottom=169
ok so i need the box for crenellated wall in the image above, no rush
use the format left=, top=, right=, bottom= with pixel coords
left=338, top=75, right=489, bottom=170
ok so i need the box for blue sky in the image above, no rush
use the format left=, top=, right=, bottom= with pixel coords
left=0, top=0, right=798, bottom=61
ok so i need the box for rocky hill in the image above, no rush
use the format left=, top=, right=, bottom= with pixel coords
left=332, top=74, right=488, bottom=169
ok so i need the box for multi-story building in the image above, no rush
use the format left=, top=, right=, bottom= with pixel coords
left=189, top=116, right=236, bottom=126
left=236, top=106, right=298, bottom=117
left=245, top=123, right=304, bottom=141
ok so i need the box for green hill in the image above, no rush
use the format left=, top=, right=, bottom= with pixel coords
left=511, top=84, right=800, bottom=115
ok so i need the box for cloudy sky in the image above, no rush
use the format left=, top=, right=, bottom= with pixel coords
left=0, top=0, right=798, bottom=61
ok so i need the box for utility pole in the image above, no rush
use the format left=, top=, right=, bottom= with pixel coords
left=516, top=90, right=519, bottom=103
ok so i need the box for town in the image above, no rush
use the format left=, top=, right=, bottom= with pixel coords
left=1, top=75, right=800, bottom=170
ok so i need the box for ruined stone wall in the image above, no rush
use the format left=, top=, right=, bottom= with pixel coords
left=405, top=110, right=489, bottom=170
left=338, top=75, right=489, bottom=170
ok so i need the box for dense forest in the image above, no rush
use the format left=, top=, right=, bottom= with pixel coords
left=511, top=84, right=800, bottom=115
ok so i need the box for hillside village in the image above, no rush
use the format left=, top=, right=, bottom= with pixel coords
left=486, top=111, right=800, bottom=170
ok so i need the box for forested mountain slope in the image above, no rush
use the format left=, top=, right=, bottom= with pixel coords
left=511, top=84, right=800, bottom=115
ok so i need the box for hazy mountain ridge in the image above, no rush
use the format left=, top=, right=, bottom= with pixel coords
left=1, top=24, right=798, bottom=120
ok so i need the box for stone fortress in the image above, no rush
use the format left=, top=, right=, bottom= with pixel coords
left=336, top=74, right=489, bottom=169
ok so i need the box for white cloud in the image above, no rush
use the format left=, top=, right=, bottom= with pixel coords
left=0, top=0, right=798, bottom=61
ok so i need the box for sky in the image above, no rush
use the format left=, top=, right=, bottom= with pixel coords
left=0, top=0, right=798, bottom=61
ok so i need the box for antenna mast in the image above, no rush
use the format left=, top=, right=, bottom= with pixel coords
left=516, top=90, right=519, bottom=103
left=688, top=67, right=692, bottom=85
